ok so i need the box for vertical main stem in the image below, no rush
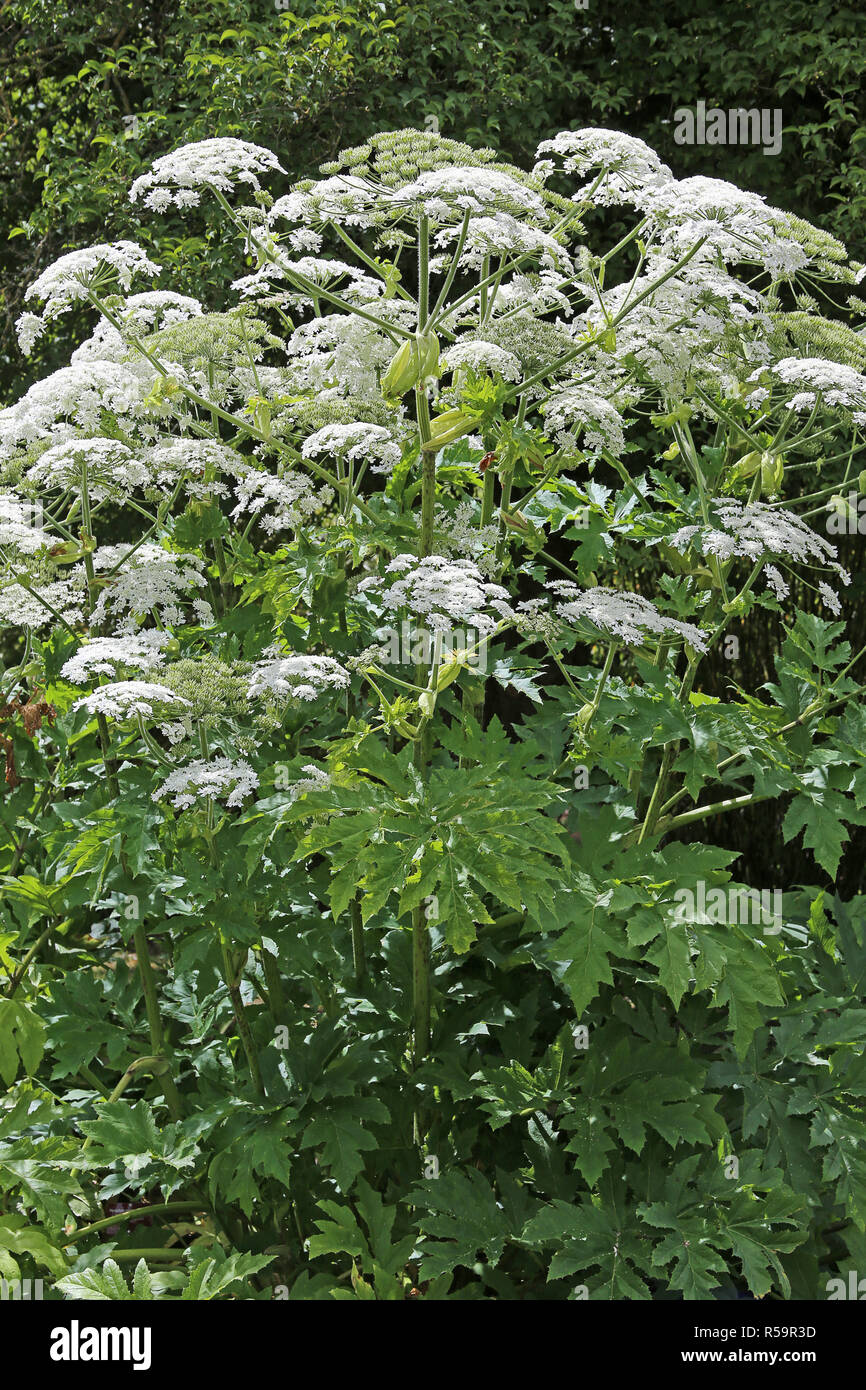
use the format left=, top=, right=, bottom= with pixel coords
left=460, top=468, right=496, bottom=759
left=638, top=658, right=700, bottom=842
left=350, top=897, right=366, bottom=987
left=79, top=454, right=120, bottom=799
left=133, top=920, right=183, bottom=1121
left=220, top=938, right=265, bottom=1098
left=262, top=947, right=286, bottom=1017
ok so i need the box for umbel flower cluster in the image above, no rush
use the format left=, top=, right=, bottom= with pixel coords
left=2, top=124, right=866, bottom=1304
left=1, top=128, right=860, bottom=810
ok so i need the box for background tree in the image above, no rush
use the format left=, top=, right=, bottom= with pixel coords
left=3, top=0, right=865, bottom=395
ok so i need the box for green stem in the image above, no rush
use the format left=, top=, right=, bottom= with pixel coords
left=261, top=947, right=286, bottom=1018
left=657, top=790, right=774, bottom=836
left=5, top=922, right=55, bottom=997
left=350, top=897, right=366, bottom=987
left=220, top=937, right=265, bottom=1098
left=427, top=208, right=471, bottom=325
left=71, top=1056, right=170, bottom=1178
left=62, top=1201, right=201, bottom=1246
left=410, top=343, right=437, bottom=1109
left=133, top=920, right=183, bottom=1120
left=637, top=656, right=700, bottom=842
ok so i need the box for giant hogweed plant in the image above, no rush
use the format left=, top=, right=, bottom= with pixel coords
left=1, top=128, right=866, bottom=1301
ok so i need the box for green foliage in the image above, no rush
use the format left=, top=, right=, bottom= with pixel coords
left=1, top=111, right=865, bottom=1305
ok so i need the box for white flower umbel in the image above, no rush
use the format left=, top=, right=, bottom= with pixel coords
left=88, top=543, right=213, bottom=631
left=284, top=313, right=405, bottom=400
left=746, top=356, right=866, bottom=416
left=390, top=168, right=549, bottom=223
left=280, top=762, right=332, bottom=801
left=641, top=176, right=808, bottom=277
left=72, top=680, right=189, bottom=721
left=72, top=291, right=203, bottom=363
left=269, top=176, right=378, bottom=229
left=26, top=438, right=149, bottom=502
left=571, top=250, right=767, bottom=396
left=433, top=213, right=573, bottom=274
left=18, top=242, right=160, bottom=352
left=434, top=500, right=500, bottom=578
left=547, top=583, right=709, bottom=653
left=361, top=554, right=513, bottom=636
left=0, top=578, right=84, bottom=631
left=231, top=466, right=334, bottom=535
left=130, top=138, right=285, bottom=210
left=246, top=650, right=350, bottom=702
left=534, top=128, right=672, bottom=207
left=301, top=423, right=402, bottom=476
left=542, top=384, right=628, bottom=457
left=441, top=339, right=522, bottom=382
left=145, top=438, right=244, bottom=498
left=0, top=362, right=144, bottom=455
left=763, top=565, right=790, bottom=601
left=818, top=581, right=843, bottom=615
left=672, top=499, right=848, bottom=578
left=61, top=632, right=171, bottom=683
left=153, top=757, right=259, bottom=810
left=0, top=492, right=57, bottom=553
left=489, top=271, right=576, bottom=321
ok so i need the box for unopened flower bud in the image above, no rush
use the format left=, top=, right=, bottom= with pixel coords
left=381, top=331, right=439, bottom=397
left=421, top=408, right=482, bottom=451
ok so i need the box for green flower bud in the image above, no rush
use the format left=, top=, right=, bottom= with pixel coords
left=421, top=408, right=482, bottom=451
left=435, top=657, right=463, bottom=691
left=760, top=452, right=784, bottom=496
left=735, top=449, right=763, bottom=478
left=575, top=702, right=595, bottom=730
left=48, top=541, right=86, bottom=564
left=394, top=717, right=420, bottom=739
left=381, top=331, right=439, bottom=397
left=417, top=690, right=437, bottom=718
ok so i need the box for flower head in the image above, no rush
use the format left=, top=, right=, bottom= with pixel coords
left=246, top=650, right=350, bottom=702
left=153, top=757, right=259, bottom=809
left=130, top=138, right=284, bottom=210
left=543, top=584, right=708, bottom=652
left=19, top=243, right=160, bottom=352
left=61, top=632, right=171, bottom=683
left=72, top=680, right=189, bottom=721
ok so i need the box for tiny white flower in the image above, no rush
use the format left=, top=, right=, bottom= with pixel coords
left=130, top=139, right=284, bottom=209
left=153, top=757, right=259, bottom=809
left=61, top=632, right=171, bottom=683
left=246, top=650, right=350, bottom=702
left=73, top=680, right=189, bottom=720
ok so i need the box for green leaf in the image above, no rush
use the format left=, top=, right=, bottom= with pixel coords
left=0, top=998, right=45, bottom=1085
left=408, top=1169, right=511, bottom=1280
left=300, top=1097, right=389, bottom=1192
